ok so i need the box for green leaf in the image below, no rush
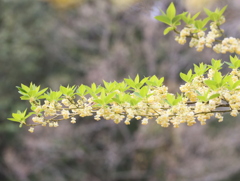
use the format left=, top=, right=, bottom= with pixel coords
left=164, top=27, right=175, bottom=35
left=181, top=14, right=190, bottom=24
left=36, top=88, right=48, bottom=98
left=221, top=75, right=231, bottom=86
left=16, top=86, right=27, bottom=94
left=155, top=15, right=171, bottom=25
left=91, top=83, right=97, bottom=92
left=194, top=63, right=208, bottom=76
left=93, top=99, right=105, bottom=105
left=213, top=71, right=222, bottom=84
left=157, top=77, right=164, bottom=86
left=219, top=5, right=227, bottom=16
left=180, top=69, right=194, bottom=82
left=134, top=74, right=140, bottom=84
left=100, top=89, right=106, bottom=100
left=8, top=109, right=29, bottom=123
left=187, top=69, right=193, bottom=80
left=129, top=98, right=140, bottom=106
left=20, top=96, right=30, bottom=101
left=60, top=85, right=75, bottom=97
left=118, top=82, right=129, bottom=92
left=195, top=90, right=202, bottom=96
left=194, top=20, right=202, bottom=29
left=77, top=84, right=87, bottom=96
left=103, top=80, right=117, bottom=92
left=197, top=95, right=208, bottom=102
left=180, top=72, right=188, bottom=82
left=8, top=117, right=20, bottom=122
left=21, top=84, right=30, bottom=92
left=112, top=97, right=121, bottom=104
left=139, top=86, right=149, bottom=97
left=86, top=84, right=103, bottom=96
left=225, top=61, right=233, bottom=68
left=194, top=18, right=210, bottom=30
left=227, top=56, right=240, bottom=69
left=172, top=94, right=182, bottom=105
left=124, top=78, right=135, bottom=88
left=202, top=17, right=210, bottom=27
left=204, top=80, right=217, bottom=90
left=209, top=59, right=223, bottom=70
left=133, top=92, right=142, bottom=98
left=210, top=14, right=219, bottom=21
left=204, top=8, right=213, bottom=17
left=209, top=93, right=220, bottom=100
left=43, top=91, right=62, bottom=102
left=192, top=12, right=201, bottom=20
left=172, top=15, right=182, bottom=24
left=146, top=76, right=164, bottom=87
left=140, top=77, right=149, bottom=84
left=166, top=2, right=176, bottom=20
left=105, top=92, right=116, bottom=104
left=165, top=93, right=175, bottom=105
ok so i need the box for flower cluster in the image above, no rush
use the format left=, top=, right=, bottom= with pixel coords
left=173, top=14, right=240, bottom=54
left=213, top=37, right=240, bottom=54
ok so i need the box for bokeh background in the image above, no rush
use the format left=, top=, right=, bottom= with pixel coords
left=1, top=0, right=240, bottom=180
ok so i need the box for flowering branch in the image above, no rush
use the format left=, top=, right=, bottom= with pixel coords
left=8, top=3, right=240, bottom=133
left=156, top=3, right=240, bottom=54
left=8, top=57, right=240, bottom=132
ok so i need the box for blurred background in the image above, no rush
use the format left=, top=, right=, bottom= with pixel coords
left=1, top=0, right=240, bottom=180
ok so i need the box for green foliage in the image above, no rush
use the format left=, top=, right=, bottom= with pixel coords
left=181, top=12, right=201, bottom=25
left=60, top=85, right=76, bottom=97
left=204, top=72, right=232, bottom=90
left=10, top=55, right=240, bottom=130
left=225, top=56, right=240, bottom=69
left=8, top=109, right=33, bottom=127
left=197, top=89, right=220, bottom=102
left=76, top=85, right=88, bottom=96
left=194, top=63, right=209, bottom=76
left=146, top=76, right=164, bottom=87
left=156, top=2, right=227, bottom=28
left=155, top=2, right=213, bottom=33
left=225, top=79, right=240, bottom=91
left=209, top=59, right=223, bottom=70
left=193, top=18, right=210, bottom=31
left=180, top=69, right=194, bottom=82
left=124, top=75, right=148, bottom=89
left=155, top=3, right=187, bottom=35
left=204, top=5, right=227, bottom=22
left=17, top=83, right=48, bottom=101
left=164, top=93, right=183, bottom=106
left=43, top=90, right=63, bottom=102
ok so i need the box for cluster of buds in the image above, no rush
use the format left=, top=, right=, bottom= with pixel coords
left=174, top=16, right=240, bottom=55
left=213, top=37, right=240, bottom=54
left=205, top=22, right=223, bottom=48
left=27, top=96, right=94, bottom=132
left=176, top=20, right=227, bottom=52
left=176, top=27, right=208, bottom=52
left=175, top=26, right=193, bottom=45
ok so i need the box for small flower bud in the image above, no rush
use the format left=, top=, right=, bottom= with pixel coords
left=28, top=127, right=34, bottom=133
left=71, top=117, right=76, bottom=124
left=141, top=118, right=148, bottom=125
left=53, top=122, right=59, bottom=127
left=49, top=122, right=53, bottom=127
